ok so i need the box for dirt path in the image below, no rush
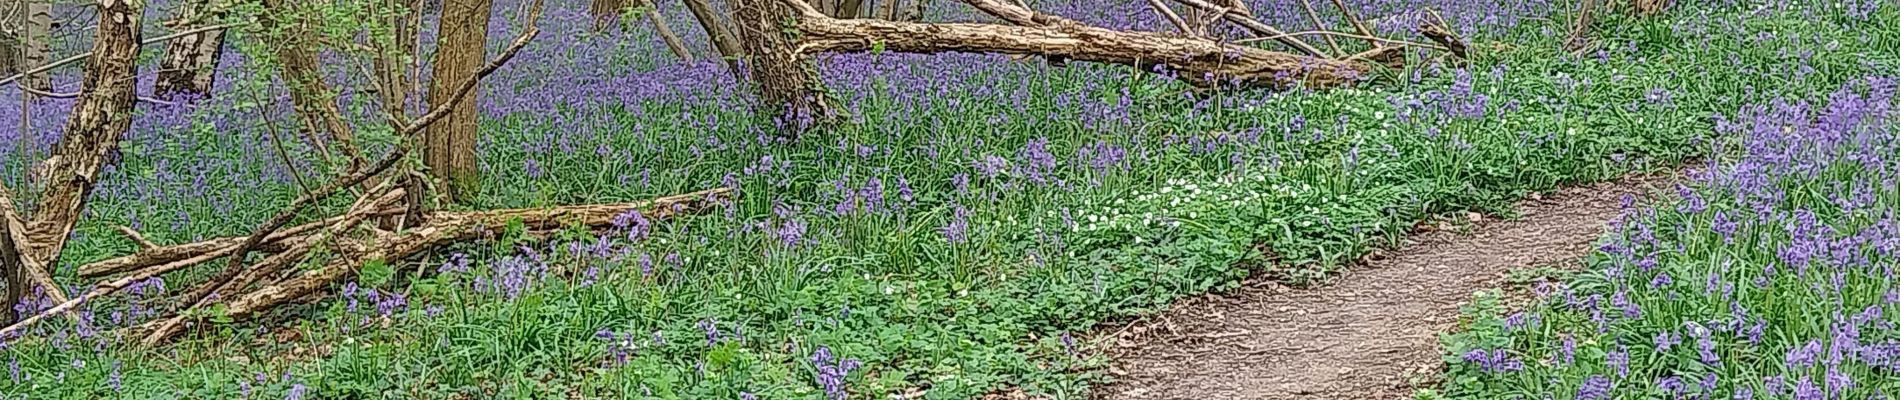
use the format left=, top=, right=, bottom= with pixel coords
left=1094, top=174, right=1675, bottom=400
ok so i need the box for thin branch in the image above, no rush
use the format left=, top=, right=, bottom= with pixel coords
left=17, top=85, right=179, bottom=105
left=113, top=225, right=157, bottom=250
left=0, top=22, right=243, bottom=86
left=1143, top=0, right=1192, bottom=35
left=247, top=88, right=315, bottom=196
left=1327, top=0, right=1378, bottom=48
left=1166, top=0, right=1325, bottom=57
left=1234, top=29, right=1446, bottom=51
left=1295, top=0, right=1340, bottom=57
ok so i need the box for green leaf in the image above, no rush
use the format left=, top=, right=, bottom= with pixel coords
left=361, top=258, right=394, bottom=288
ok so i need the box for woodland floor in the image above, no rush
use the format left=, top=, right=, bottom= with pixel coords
left=1091, top=172, right=1680, bottom=400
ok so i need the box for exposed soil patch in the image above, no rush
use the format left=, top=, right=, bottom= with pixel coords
left=1094, top=173, right=1677, bottom=400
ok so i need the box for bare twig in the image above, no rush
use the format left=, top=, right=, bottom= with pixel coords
left=1295, top=0, right=1340, bottom=57
left=0, top=22, right=242, bottom=86
left=1416, top=8, right=1467, bottom=61
left=1144, top=0, right=1192, bottom=35
left=1166, top=0, right=1326, bottom=57
left=1234, top=30, right=1446, bottom=51
left=1327, top=0, right=1378, bottom=48
left=113, top=225, right=157, bottom=250
left=142, top=187, right=406, bottom=345
left=17, top=85, right=179, bottom=105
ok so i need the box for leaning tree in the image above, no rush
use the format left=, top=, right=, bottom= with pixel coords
left=729, top=0, right=1467, bottom=135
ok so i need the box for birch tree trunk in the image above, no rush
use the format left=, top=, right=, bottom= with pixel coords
left=425, top=0, right=494, bottom=203
left=154, top=0, right=227, bottom=99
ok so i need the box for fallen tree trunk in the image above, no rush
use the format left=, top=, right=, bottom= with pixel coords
left=791, top=0, right=1370, bottom=90
left=128, top=187, right=732, bottom=340
left=77, top=211, right=402, bottom=279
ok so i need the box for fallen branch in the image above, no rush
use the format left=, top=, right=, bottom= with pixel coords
left=1233, top=30, right=1446, bottom=51
left=1564, top=0, right=1599, bottom=53
left=791, top=0, right=1371, bottom=90
left=1166, top=0, right=1326, bottom=57
left=130, top=187, right=733, bottom=342
left=142, top=186, right=409, bottom=345
left=113, top=225, right=157, bottom=250
left=1143, top=0, right=1191, bottom=35
left=1295, top=0, right=1341, bottom=57
left=1416, top=8, right=1467, bottom=62
left=1327, top=0, right=1378, bottom=48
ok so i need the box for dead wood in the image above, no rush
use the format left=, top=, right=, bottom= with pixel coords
left=1415, top=9, right=1466, bottom=62
left=113, top=225, right=157, bottom=250
left=0, top=23, right=238, bottom=87
left=641, top=0, right=696, bottom=62
left=1564, top=0, right=1599, bottom=53
left=128, top=187, right=732, bottom=342
left=791, top=0, right=1371, bottom=90
left=1295, top=0, right=1341, bottom=57
left=1144, top=0, right=1192, bottom=35
left=1165, top=0, right=1325, bottom=57
left=1328, top=0, right=1377, bottom=48
left=142, top=187, right=410, bottom=345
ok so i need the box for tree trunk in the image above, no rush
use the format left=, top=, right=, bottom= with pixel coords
left=734, top=0, right=830, bottom=135
left=641, top=0, right=696, bottom=62
left=877, top=0, right=898, bottom=19
left=373, top=0, right=420, bottom=123
left=900, top=0, right=925, bottom=21
left=836, top=0, right=863, bottom=18
left=18, top=0, right=45, bottom=91
left=793, top=0, right=1367, bottom=90
left=1, top=35, right=17, bottom=76
left=680, top=0, right=746, bottom=67
left=2, top=212, right=23, bottom=324
left=261, top=0, right=361, bottom=165
left=589, top=0, right=624, bottom=31
left=153, top=0, right=227, bottom=99
left=24, top=0, right=142, bottom=269
left=426, top=0, right=494, bottom=203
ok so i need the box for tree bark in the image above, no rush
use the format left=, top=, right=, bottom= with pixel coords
left=1, top=34, right=17, bottom=76
left=2, top=202, right=24, bottom=324
left=153, top=0, right=227, bottom=99
left=426, top=0, right=494, bottom=203
left=373, top=0, right=421, bottom=123
left=24, top=0, right=142, bottom=276
left=899, top=0, right=925, bottom=21
left=735, top=0, right=831, bottom=135
left=836, top=0, right=864, bottom=18
left=680, top=0, right=745, bottom=66
left=641, top=0, right=696, bottom=62
left=17, top=0, right=44, bottom=91
left=877, top=0, right=899, bottom=19
left=1565, top=0, right=1598, bottom=52
left=794, top=0, right=1368, bottom=90
left=590, top=0, right=625, bottom=31
left=261, top=0, right=361, bottom=165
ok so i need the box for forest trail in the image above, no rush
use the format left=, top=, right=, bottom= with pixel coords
left=1094, top=173, right=1678, bottom=400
